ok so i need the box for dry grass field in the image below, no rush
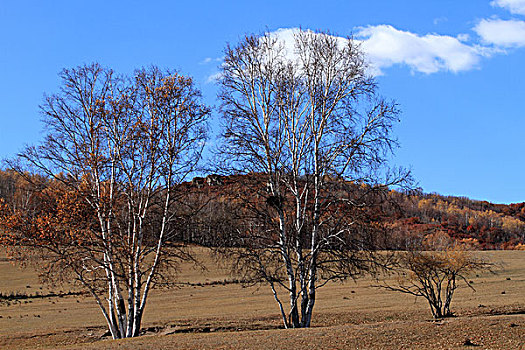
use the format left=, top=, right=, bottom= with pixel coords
left=1, top=248, right=525, bottom=349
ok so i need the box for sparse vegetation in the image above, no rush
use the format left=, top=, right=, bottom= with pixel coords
left=0, top=290, right=85, bottom=305
left=379, top=245, right=493, bottom=318
left=0, top=248, right=523, bottom=349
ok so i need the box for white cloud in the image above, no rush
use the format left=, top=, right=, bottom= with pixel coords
left=208, top=25, right=492, bottom=81
left=433, top=17, right=448, bottom=25
left=474, top=18, right=525, bottom=47
left=491, top=0, right=525, bottom=15
left=201, top=57, right=223, bottom=65
left=457, top=33, right=471, bottom=42
left=269, top=28, right=348, bottom=62
left=269, top=27, right=483, bottom=75
left=206, top=0, right=525, bottom=82
left=205, top=71, right=222, bottom=84
left=356, top=25, right=482, bottom=74
left=269, top=28, right=299, bottom=55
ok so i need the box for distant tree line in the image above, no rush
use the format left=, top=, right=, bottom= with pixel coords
left=2, top=170, right=524, bottom=252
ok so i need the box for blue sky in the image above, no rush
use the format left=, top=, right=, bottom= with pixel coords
left=1, top=0, right=524, bottom=203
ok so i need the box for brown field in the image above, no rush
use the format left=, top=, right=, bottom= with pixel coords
left=1, top=249, right=525, bottom=349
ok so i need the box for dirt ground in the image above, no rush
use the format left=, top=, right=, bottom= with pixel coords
left=1, top=249, right=525, bottom=349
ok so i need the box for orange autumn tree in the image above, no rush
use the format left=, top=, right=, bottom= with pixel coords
left=0, top=63, right=210, bottom=339
left=0, top=179, right=99, bottom=280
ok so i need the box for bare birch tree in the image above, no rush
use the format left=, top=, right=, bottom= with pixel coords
left=216, top=29, right=409, bottom=328
left=0, top=63, right=210, bottom=338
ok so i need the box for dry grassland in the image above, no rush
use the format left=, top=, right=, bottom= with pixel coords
left=1, top=249, right=525, bottom=349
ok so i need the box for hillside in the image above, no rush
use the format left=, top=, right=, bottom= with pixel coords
left=1, top=169, right=524, bottom=250
left=180, top=173, right=525, bottom=250
left=388, top=191, right=525, bottom=250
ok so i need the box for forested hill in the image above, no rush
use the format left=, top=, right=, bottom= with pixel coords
left=1, top=169, right=524, bottom=250
left=185, top=174, right=525, bottom=250
left=387, top=190, right=525, bottom=250
left=180, top=174, right=525, bottom=250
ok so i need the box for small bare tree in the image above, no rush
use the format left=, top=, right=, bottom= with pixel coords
left=216, top=29, right=409, bottom=328
left=0, top=63, right=210, bottom=338
left=380, top=245, right=491, bottom=319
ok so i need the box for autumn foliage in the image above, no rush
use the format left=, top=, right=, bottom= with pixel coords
left=387, top=191, right=525, bottom=250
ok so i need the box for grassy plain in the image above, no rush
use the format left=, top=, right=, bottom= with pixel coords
left=1, top=249, right=525, bottom=349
